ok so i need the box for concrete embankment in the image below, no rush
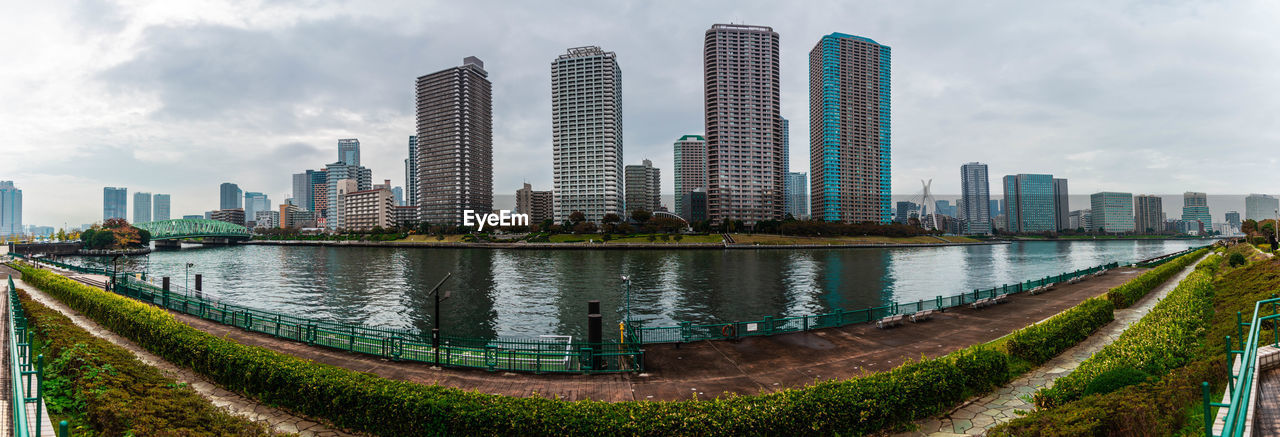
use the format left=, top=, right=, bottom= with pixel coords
left=240, top=239, right=1009, bottom=250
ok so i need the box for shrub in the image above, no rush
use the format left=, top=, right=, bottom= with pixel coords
left=1003, top=297, right=1114, bottom=365
left=11, top=262, right=1012, bottom=436
left=1228, top=252, right=1246, bottom=267
left=1081, top=366, right=1151, bottom=397
left=1106, top=248, right=1207, bottom=308
left=15, top=289, right=275, bottom=436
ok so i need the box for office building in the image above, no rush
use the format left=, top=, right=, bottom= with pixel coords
left=344, top=187, right=395, bottom=231
left=309, top=170, right=327, bottom=212
left=1002, top=174, right=1056, bottom=233
left=254, top=210, right=280, bottom=229
left=244, top=192, right=269, bottom=226
left=153, top=194, right=170, bottom=222
left=292, top=172, right=313, bottom=212
left=182, top=214, right=203, bottom=220
left=1053, top=178, right=1069, bottom=230
left=132, top=192, right=152, bottom=223
left=338, top=138, right=360, bottom=166
left=1226, top=211, right=1242, bottom=229
left=278, top=204, right=316, bottom=229
left=1182, top=192, right=1212, bottom=233
left=551, top=46, right=623, bottom=223
left=324, top=162, right=371, bottom=230
left=781, top=117, right=790, bottom=177
left=810, top=32, right=891, bottom=223
left=211, top=209, right=245, bottom=227
left=673, top=134, right=707, bottom=221
left=405, top=135, right=418, bottom=207
left=103, top=187, right=127, bottom=221
left=706, top=24, right=783, bottom=223
left=895, top=201, right=919, bottom=225
left=516, top=183, right=554, bottom=226
left=1245, top=194, right=1279, bottom=221
left=625, top=159, right=661, bottom=213
left=417, top=56, right=494, bottom=225
left=681, top=188, right=708, bottom=223
left=1069, top=209, right=1091, bottom=231
left=219, top=183, right=242, bottom=210
left=1134, top=195, right=1163, bottom=233
left=1089, top=192, right=1135, bottom=233
left=785, top=172, right=808, bottom=219
left=934, top=200, right=956, bottom=218
left=989, top=199, right=1001, bottom=218
left=0, top=181, right=21, bottom=236
left=392, top=187, right=404, bottom=207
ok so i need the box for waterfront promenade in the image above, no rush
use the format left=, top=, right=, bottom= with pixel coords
left=8, top=263, right=1147, bottom=402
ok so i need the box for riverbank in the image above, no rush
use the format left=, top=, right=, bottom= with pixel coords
left=242, top=235, right=1005, bottom=250
left=1000, top=235, right=1220, bottom=242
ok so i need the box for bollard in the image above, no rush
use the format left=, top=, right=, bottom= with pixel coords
left=162, top=277, right=170, bottom=309
left=588, top=300, right=600, bottom=316
left=195, top=274, right=202, bottom=293
left=60, top=420, right=68, bottom=437
left=1201, top=382, right=1212, bottom=437
left=588, top=313, right=603, bottom=370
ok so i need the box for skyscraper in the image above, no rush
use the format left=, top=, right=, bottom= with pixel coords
left=1182, top=192, right=1212, bottom=232
left=133, top=192, right=152, bottom=223
left=1134, top=194, right=1163, bottom=233
left=309, top=170, right=327, bottom=213
left=624, top=159, right=661, bottom=213
left=324, top=161, right=371, bottom=229
left=1245, top=194, right=1278, bottom=221
left=785, top=172, right=808, bottom=219
left=1226, top=211, right=1242, bottom=229
left=960, top=163, right=991, bottom=235
left=244, top=192, right=269, bottom=226
left=392, top=187, right=404, bottom=207
left=1003, top=174, right=1056, bottom=233
left=809, top=32, right=892, bottom=223
left=516, top=183, right=554, bottom=226
left=103, top=187, right=127, bottom=221
left=417, top=56, right=494, bottom=224
left=1091, top=192, right=1135, bottom=233
left=405, top=135, right=418, bottom=207
left=219, top=183, right=242, bottom=210
left=1053, top=178, right=1069, bottom=230
left=0, top=181, right=21, bottom=236
left=706, top=24, right=783, bottom=224
left=292, top=172, right=312, bottom=212
left=673, top=134, right=707, bottom=221
left=552, top=46, right=623, bottom=223
left=338, top=138, right=360, bottom=166
left=153, top=194, right=171, bottom=222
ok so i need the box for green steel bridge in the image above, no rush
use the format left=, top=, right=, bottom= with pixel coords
left=135, top=219, right=251, bottom=242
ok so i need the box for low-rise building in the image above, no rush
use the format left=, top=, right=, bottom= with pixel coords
left=211, top=209, right=245, bottom=227
left=254, top=210, right=280, bottom=229
left=394, top=206, right=419, bottom=228
left=344, top=188, right=395, bottom=231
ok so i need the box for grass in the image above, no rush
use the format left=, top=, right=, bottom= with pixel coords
left=730, top=234, right=968, bottom=245
left=393, top=234, right=467, bottom=243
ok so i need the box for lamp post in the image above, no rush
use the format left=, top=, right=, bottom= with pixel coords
left=426, top=273, right=452, bottom=366
left=185, top=262, right=194, bottom=294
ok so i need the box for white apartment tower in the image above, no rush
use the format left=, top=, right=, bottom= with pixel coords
left=551, top=46, right=623, bottom=223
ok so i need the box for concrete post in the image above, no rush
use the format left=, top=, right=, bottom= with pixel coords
left=588, top=313, right=603, bottom=370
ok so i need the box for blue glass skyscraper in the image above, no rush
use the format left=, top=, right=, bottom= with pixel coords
left=1002, top=174, right=1057, bottom=233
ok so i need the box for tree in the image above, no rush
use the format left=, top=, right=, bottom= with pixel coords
left=573, top=221, right=597, bottom=234
left=674, top=234, right=684, bottom=242
left=569, top=211, right=586, bottom=225
left=1243, top=219, right=1259, bottom=235
left=602, top=213, right=622, bottom=233
left=630, top=209, right=652, bottom=224
left=90, top=230, right=116, bottom=249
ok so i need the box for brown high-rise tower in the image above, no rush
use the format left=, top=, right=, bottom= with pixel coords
left=415, top=56, right=493, bottom=224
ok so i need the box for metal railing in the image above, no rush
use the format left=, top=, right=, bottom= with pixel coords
left=8, top=274, right=56, bottom=437
left=8, top=253, right=124, bottom=276
left=635, top=261, right=1122, bottom=343
left=112, top=275, right=641, bottom=374
left=1136, top=246, right=1207, bottom=268
left=1203, top=295, right=1280, bottom=437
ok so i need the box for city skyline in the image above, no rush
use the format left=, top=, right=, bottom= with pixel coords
left=4, top=1, right=1279, bottom=226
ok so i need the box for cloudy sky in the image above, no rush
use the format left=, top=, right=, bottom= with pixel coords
left=3, top=0, right=1278, bottom=227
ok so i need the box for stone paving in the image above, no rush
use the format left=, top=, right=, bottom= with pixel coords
left=896, top=257, right=1202, bottom=436
left=6, top=274, right=359, bottom=437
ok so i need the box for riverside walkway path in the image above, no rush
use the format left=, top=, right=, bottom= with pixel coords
left=0, top=267, right=357, bottom=437
left=897, top=255, right=1203, bottom=436
left=10, top=261, right=1149, bottom=402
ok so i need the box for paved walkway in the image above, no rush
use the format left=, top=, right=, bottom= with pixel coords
left=3, top=271, right=358, bottom=436
left=897, top=256, right=1202, bottom=436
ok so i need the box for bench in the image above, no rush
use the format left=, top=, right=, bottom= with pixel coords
left=876, top=314, right=906, bottom=329
left=970, top=297, right=995, bottom=309
left=910, top=309, right=936, bottom=323
left=994, top=294, right=1009, bottom=304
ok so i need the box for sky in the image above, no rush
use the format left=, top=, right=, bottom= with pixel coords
left=3, top=0, right=1279, bottom=227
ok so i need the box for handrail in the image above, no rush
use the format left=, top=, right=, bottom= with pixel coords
left=1204, top=295, right=1280, bottom=437
left=8, top=274, right=48, bottom=437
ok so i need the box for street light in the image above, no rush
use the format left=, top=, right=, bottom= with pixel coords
left=185, top=262, right=194, bottom=294
left=620, top=275, right=632, bottom=342
left=426, top=273, right=452, bottom=366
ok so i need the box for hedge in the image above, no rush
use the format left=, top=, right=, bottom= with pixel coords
left=1106, top=248, right=1208, bottom=308
left=10, top=263, right=1011, bottom=436
left=1035, top=260, right=1215, bottom=408
left=14, top=288, right=275, bottom=436
left=1003, top=297, right=1114, bottom=365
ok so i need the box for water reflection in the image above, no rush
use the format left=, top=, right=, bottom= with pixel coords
left=72, top=240, right=1208, bottom=339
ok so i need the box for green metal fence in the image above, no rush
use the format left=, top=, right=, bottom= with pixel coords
left=8, top=275, right=56, bottom=437
left=112, top=275, right=641, bottom=374
left=635, top=261, right=1122, bottom=344
left=8, top=252, right=124, bottom=276
left=1202, top=295, right=1280, bottom=437
left=1136, top=246, right=1206, bottom=268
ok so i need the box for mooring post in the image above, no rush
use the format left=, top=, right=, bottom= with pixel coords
left=588, top=312, right=603, bottom=370
left=162, top=276, right=170, bottom=308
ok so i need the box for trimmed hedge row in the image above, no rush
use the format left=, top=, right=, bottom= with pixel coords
left=10, top=263, right=1011, bottom=436
left=1003, top=297, right=1114, bottom=365
left=15, top=289, right=276, bottom=436
left=1106, top=248, right=1208, bottom=308
left=1035, top=256, right=1215, bottom=408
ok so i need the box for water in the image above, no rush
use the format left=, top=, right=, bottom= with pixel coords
left=75, top=240, right=1207, bottom=339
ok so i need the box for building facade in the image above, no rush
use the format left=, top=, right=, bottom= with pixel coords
left=1182, top=192, right=1212, bottom=233
left=895, top=201, right=919, bottom=224
left=1245, top=194, right=1278, bottom=222
left=393, top=206, right=418, bottom=228
left=624, top=159, right=661, bottom=213
left=103, top=187, right=127, bottom=221
left=292, top=172, right=313, bottom=212
left=785, top=172, right=808, bottom=219
left=551, top=47, right=623, bottom=223
left=0, top=181, right=21, bottom=236
left=309, top=170, right=327, bottom=213
left=515, top=183, right=554, bottom=226
left=338, top=138, right=360, bottom=166
left=244, top=192, right=269, bottom=227
left=417, top=56, right=494, bottom=225
left=333, top=179, right=359, bottom=231
left=1053, top=178, right=1069, bottom=230
left=1226, top=211, right=1242, bottom=229
left=132, top=192, right=151, bottom=223
left=254, top=210, right=280, bottom=229
left=1069, top=209, right=1092, bottom=231
left=1002, top=174, right=1056, bottom=233
left=1134, top=195, right=1164, bottom=234
left=960, top=162, right=991, bottom=235
left=219, top=183, right=241, bottom=210
left=324, top=162, right=371, bottom=230
left=809, top=32, right=891, bottom=223
left=405, top=135, right=418, bottom=208
left=681, top=188, right=708, bottom=223
left=706, top=24, right=783, bottom=224
left=211, top=209, right=245, bottom=227
left=153, top=194, right=170, bottom=222
left=1090, top=192, right=1135, bottom=233
left=673, top=134, right=707, bottom=222
left=344, top=188, right=395, bottom=232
